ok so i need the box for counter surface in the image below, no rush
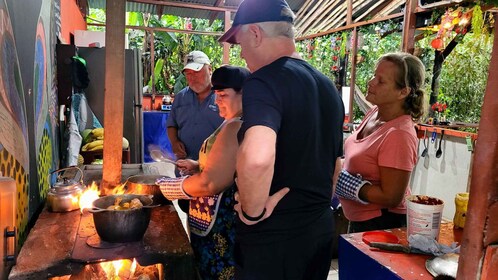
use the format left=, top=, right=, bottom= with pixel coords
left=338, top=222, right=462, bottom=280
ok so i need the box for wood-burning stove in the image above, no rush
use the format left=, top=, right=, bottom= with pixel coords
left=8, top=164, right=194, bottom=280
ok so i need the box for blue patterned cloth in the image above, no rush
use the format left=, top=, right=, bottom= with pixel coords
left=190, top=186, right=236, bottom=280
left=336, top=169, right=370, bottom=204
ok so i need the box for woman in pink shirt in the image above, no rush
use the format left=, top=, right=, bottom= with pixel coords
left=335, top=52, right=426, bottom=233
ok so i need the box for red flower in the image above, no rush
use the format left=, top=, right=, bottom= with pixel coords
left=431, top=102, right=448, bottom=113
left=331, top=65, right=339, bottom=71
left=332, top=55, right=338, bottom=61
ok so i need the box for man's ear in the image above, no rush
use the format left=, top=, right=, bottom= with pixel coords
left=247, top=24, right=264, bottom=47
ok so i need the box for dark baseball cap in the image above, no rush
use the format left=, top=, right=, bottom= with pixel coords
left=218, top=0, right=294, bottom=44
left=211, top=65, right=251, bottom=90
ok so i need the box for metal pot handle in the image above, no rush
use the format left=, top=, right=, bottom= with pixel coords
left=142, top=204, right=161, bottom=208
left=50, top=166, right=84, bottom=185
left=88, top=207, right=108, bottom=213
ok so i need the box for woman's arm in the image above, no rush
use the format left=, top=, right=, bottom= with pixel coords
left=358, top=167, right=411, bottom=207
left=181, top=121, right=241, bottom=197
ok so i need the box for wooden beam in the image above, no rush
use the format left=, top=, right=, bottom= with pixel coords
left=222, top=10, right=231, bottom=64
left=348, top=27, right=358, bottom=125
left=314, top=3, right=346, bottom=34
left=457, top=13, right=498, bottom=279
left=401, top=0, right=417, bottom=53
left=354, top=0, right=386, bottom=23
left=102, top=0, right=126, bottom=191
left=347, top=0, right=353, bottom=25
left=208, top=0, right=225, bottom=25
left=88, top=22, right=224, bottom=36
left=128, top=0, right=237, bottom=12
left=297, top=0, right=337, bottom=36
left=296, top=12, right=403, bottom=41
left=295, top=0, right=315, bottom=19
left=295, top=0, right=326, bottom=30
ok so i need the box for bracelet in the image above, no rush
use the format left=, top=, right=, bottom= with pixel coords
left=241, top=207, right=266, bottom=222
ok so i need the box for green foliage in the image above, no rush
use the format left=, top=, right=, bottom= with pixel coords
left=417, top=32, right=492, bottom=124
left=88, top=9, right=244, bottom=94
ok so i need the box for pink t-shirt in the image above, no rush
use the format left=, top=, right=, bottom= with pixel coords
left=340, top=107, right=418, bottom=222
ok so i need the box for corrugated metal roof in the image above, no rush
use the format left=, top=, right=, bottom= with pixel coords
left=86, top=0, right=405, bottom=36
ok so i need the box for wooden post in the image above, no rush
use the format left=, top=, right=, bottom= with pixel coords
left=222, top=10, right=231, bottom=64
left=457, top=13, right=498, bottom=279
left=102, top=0, right=126, bottom=192
left=401, top=0, right=417, bottom=53
left=348, top=27, right=358, bottom=126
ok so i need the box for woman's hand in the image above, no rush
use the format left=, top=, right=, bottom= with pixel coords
left=176, top=159, right=199, bottom=175
left=234, top=187, right=290, bottom=225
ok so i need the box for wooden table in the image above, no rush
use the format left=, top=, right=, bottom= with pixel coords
left=9, top=205, right=195, bottom=280
left=338, top=222, right=462, bottom=280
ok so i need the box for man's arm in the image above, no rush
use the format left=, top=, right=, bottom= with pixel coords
left=167, top=126, right=187, bottom=159
left=236, top=125, right=276, bottom=217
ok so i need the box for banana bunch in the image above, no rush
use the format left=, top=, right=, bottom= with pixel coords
left=82, top=128, right=105, bottom=151
left=82, top=139, right=104, bottom=151
left=81, top=127, right=129, bottom=152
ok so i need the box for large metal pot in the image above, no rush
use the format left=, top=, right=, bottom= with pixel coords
left=47, top=167, right=85, bottom=212
left=125, top=175, right=171, bottom=205
left=89, top=194, right=158, bottom=243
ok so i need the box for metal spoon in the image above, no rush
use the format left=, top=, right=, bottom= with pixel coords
left=436, top=130, right=445, bottom=158
left=421, top=130, right=429, bottom=157
left=149, top=145, right=177, bottom=165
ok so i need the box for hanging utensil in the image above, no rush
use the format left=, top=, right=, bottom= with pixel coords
left=421, top=130, right=429, bottom=157
left=436, top=130, right=445, bottom=158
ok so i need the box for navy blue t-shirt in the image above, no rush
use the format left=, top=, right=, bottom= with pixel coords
left=237, top=57, right=344, bottom=243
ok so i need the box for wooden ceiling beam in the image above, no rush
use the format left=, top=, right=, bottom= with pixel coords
left=128, top=0, right=237, bottom=12
left=295, top=0, right=328, bottom=30
left=296, top=12, right=403, bottom=40
left=295, top=0, right=315, bottom=19
left=371, top=0, right=403, bottom=18
left=354, top=0, right=386, bottom=23
left=314, top=3, right=346, bottom=34
left=297, top=0, right=338, bottom=36
left=208, top=0, right=226, bottom=25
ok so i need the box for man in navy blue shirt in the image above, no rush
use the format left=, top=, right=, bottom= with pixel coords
left=167, top=51, right=223, bottom=161
left=167, top=51, right=224, bottom=213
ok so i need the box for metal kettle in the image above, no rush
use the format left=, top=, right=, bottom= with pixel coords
left=47, top=166, right=86, bottom=212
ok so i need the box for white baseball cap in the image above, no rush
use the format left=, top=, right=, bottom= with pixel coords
left=183, top=51, right=211, bottom=71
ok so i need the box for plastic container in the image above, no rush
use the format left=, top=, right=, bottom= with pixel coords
left=406, top=195, right=444, bottom=240
left=453, top=192, right=469, bottom=229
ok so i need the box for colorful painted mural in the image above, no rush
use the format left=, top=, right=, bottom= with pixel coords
left=0, top=0, right=30, bottom=243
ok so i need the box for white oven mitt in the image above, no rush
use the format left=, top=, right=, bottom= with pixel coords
left=335, top=169, right=370, bottom=204
left=156, top=176, right=192, bottom=200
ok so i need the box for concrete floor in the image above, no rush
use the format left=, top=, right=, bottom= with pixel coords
left=172, top=200, right=340, bottom=280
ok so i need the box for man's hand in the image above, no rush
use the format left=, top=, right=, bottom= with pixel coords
left=234, top=187, right=290, bottom=225
left=172, top=141, right=187, bottom=159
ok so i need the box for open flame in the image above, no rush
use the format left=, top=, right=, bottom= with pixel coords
left=79, top=182, right=128, bottom=212
left=99, top=259, right=137, bottom=279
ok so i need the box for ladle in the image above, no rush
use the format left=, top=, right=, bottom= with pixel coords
left=421, top=130, right=429, bottom=157
left=149, top=145, right=177, bottom=165
left=436, top=130, right=445, bottom=158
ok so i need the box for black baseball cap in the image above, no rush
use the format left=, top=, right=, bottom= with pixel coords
left=211, top=65, right=251, bottom=90
left=218, top=0, right=294, bottom=44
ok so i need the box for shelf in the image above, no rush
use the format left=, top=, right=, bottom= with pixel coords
left=416, top=124, right=478, bottom=140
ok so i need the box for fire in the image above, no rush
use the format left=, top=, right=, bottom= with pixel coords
left=79, top=182, right=100, bottom=212
left=79, top=182, right=128, bottom=212
left=99, top=259, right=139, bottom=279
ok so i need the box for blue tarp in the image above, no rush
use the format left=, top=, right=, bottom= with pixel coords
left=143, top=111, right=174, bottom=163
